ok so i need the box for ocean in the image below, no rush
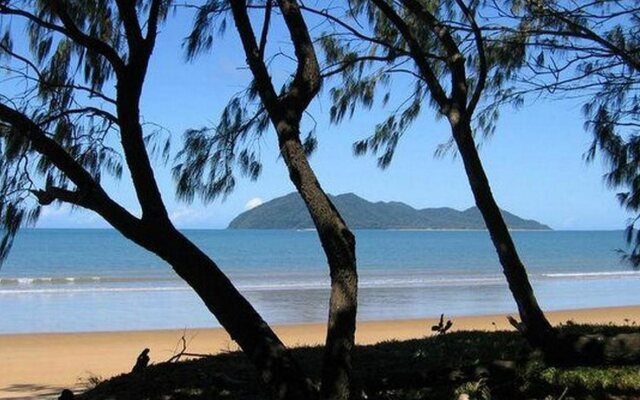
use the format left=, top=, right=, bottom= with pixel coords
left=0, top=229, right=637, bottom=334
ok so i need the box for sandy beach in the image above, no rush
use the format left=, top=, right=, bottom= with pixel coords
left=2, top=305, right=639, bottom=399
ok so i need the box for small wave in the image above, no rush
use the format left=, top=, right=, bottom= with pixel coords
left=0, top=277, right=99, bottom=285
left=234, top=276, right=506, bottom=291
left=1, top=270, right=635, bottom=295
left=542, top=271, right=640, bottom=278
left=361, top=276, right=504, bottom=289
left=0, top=276, right=506, bottom=295
left=0, top=276, right=177, bottom=285
left=0, top=286, right=189, bottom=295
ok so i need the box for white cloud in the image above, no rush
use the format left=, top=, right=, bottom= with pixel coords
left=245, top=197, right=263, bottom=210
left=168, top=207, right=220, bottom=228
left=40, top=203, right=72, bottom=218
left=37, top=204, right=103, bottom=228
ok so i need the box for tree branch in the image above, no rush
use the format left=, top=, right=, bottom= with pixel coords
left=0, top=103, right=97, bottom=189
left=455, top=0, right=486, bottom=114
left=37, top=107, right=119, bottom=126
left=31, top=186, right=89, bottom=207
left=321, top=55, right=400, bottom=78
left=278, top=0, right=321, bottom=114
left=115, top=0, right=145, bottom=51
left=399, top=0, right=468, bottom=106
left=0, top=102, right=146, bottom=245
left=48, top=1, right=126, bottom=72
left=369, top=0, right=450, bottom=109
left=551, top=9, right=640, bottom=73
left=258, top=0, right=273, bottom=60
left=229, top=0, right=281, bottom=116
left=299, top=5, right=408, bottom=56
left=146, top=0, right=164, bottom=48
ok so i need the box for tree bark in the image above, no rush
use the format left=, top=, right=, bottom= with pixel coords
left=228, top=1, right=359, bottom=397
left=449, top=114, right=556, bottom=348
left=277, top=126, right=358, bottom=400
left=369, top=0, right=554, bottom=347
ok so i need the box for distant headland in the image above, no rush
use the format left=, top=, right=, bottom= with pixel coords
left=228, top=192, right=551, bottom=230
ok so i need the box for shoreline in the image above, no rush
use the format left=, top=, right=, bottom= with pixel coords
left=1, top=304, right=638, bottom=338
left=2, top=305, right=640, bottom=399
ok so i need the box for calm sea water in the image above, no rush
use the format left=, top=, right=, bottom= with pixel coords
left=0, top=229, right=637, bottom=334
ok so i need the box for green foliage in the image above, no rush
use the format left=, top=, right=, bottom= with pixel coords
left=82, top=325, right=640, bottom=399
left=175, top=1, right=321, bottom=203
left=314, top=0, right=529, bottom=167
left=0, top=0, right=172, bottom=262
left=508, top=0, right=640, bottom=264
left=454, top=378, right=492, bottom=400
left=172, top=95, right=269, bottom=202
left=540, top=366, right=640, bottom=393
left=0, top=151, right=40, bottom=263
left=183, top=0, right=230, bottom=60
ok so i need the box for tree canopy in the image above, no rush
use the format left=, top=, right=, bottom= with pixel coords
left=503, top=0, right=640, bottom=263
left=0, top=0, right=172, bottom=260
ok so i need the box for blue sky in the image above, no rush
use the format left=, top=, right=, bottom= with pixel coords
left=33, top=6, right=631, bottom=231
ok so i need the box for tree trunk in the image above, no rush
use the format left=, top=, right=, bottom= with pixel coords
left=278, top=125, right=358, bottom=400
left=449, top=119, right=640, bottom=365
left=226, top=1, right=357, bottom=396
left=449, top=115, right=556, bottom=348
left=134, top=221, right=316, bottom=400
left=110, top=71, right=315, bottom=398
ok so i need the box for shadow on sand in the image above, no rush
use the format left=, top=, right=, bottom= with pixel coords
left=0, top=383, right=71, bottom=399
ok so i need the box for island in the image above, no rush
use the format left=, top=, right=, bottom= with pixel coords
left=228, top=192, right=551, bottom=230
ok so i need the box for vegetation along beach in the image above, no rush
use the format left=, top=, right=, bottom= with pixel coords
left=1, top=1, right=640, bottom=399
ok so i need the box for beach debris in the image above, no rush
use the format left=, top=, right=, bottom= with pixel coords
left=132, top=348, right=150, bottom=373
left=431, top=314, right=453, bottom=335
left=166, top=333, right=211, bottom=363
left=58, top=389, right=75, bottom=400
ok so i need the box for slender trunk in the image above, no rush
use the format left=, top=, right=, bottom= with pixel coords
left=139, top=221, right=316, bottom=400
left=449, top=115, right=556, bottom=347
left=115, top=75, right=168, bottom=221
left=227, top=1, right=357, bottom=396
left=278, top=124, right=358, bottom=400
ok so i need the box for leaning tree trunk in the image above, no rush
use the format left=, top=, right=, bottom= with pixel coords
left=107, top=215, right=315, bottom=400
left=448, top=117, right=640, bottom=365
left=111, top=78, right=314, bottom=399
left=277, top=126, right=358, bottom=400
left=449, top=115, right=556, bottom=348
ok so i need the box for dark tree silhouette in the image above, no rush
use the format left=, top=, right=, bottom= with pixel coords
left=174, top=1, right=358, bottom=398
left=500, top=0, right=640, bottom=265
left=304, top=0, right=556, bottom=349
left=0, top=2, right=313, bottom=398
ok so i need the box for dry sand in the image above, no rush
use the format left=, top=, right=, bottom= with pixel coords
left=2, top=305, right=640, bottom=399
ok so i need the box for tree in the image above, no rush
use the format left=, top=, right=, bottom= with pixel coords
left=501, top=0, right=640, bottom=265
left=173, top=1, right=359, bottom=399
left=305, top=0, right=557, bottom=349
left=0, top=1, right=313, bottom=398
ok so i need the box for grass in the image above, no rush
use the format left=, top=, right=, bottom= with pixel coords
left=78, top=324, right=640, bottom=400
